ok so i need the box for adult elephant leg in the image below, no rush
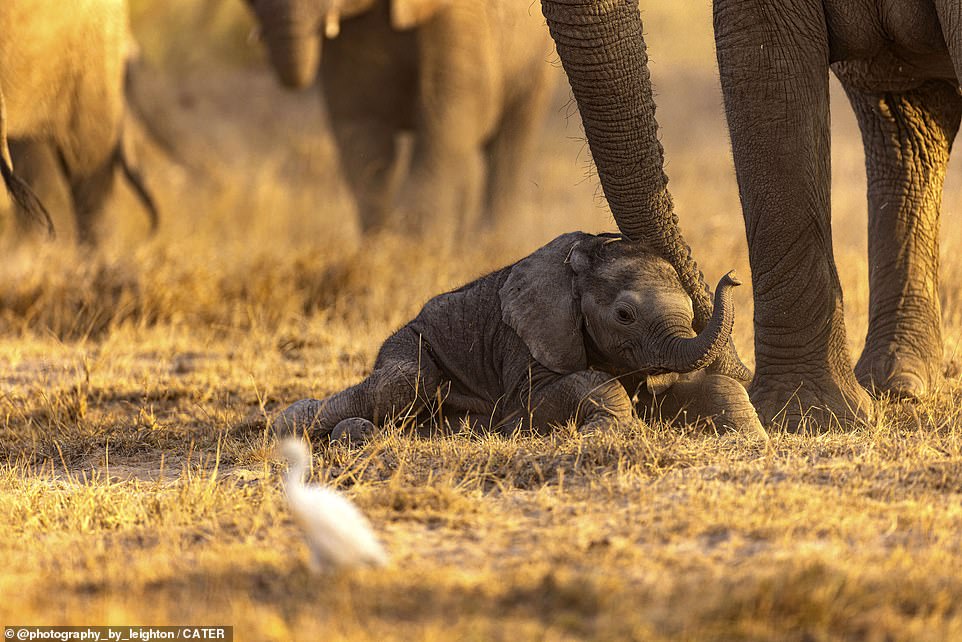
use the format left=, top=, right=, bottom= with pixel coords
left=483, top=70, right=555, bottom=230
left=404, top=137, right=484, bottom=236
left=401, top=4, right=487, bottom=236
left=329, top=116, right=399, bottom=233
left=841, top=79, right=962, bottom=399
left=58, top=90, right=123, bottom=246
left=714, top=0, right=871, bottom=430
left=0, top=89, right=53, bottom=235
left=62, top=153, right=117, bottom=247
left=320, top=4, right=414, bottom=234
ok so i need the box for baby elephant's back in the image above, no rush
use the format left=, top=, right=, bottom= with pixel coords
left=401, top=267, right=525, bottom=410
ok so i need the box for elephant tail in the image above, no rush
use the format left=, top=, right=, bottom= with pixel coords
left=0, top=154, right=55, bottom=238
left=0, top=86, right=54, bottom=237
left=117, top=117, right=160, bottom=235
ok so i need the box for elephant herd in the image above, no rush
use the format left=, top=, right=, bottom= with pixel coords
left=4, top=0, right=962, bottom=432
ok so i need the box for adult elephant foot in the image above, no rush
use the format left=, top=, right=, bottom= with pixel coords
left=750, top=369, right=874, bottom=433
left=855, top=345, right=941, bottom=401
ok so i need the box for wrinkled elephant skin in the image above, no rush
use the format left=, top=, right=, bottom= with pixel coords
left=542, top=0, right=962, bottom=431
left=275, top=232, right=756, bottom=440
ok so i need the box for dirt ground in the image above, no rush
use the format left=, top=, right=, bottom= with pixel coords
left=2, top=2, right=962, bottom=640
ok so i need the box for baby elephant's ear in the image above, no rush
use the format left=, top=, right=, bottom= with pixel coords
left=499, top=232, right=589, bottom=374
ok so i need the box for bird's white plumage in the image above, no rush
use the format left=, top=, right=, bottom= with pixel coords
left=278, top=438, right=389, bottom=571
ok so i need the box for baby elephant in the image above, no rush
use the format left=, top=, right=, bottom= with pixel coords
left=276, top=232, right=760, bottom=440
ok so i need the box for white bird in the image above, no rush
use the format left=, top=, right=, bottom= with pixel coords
left=277, top=437, right=389, bottom=572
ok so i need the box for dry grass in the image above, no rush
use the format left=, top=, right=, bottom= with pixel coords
left=3, top=2, right=962, bottom=640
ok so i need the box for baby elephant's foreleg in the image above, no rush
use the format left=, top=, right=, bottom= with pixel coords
left=273, top=378, right=375, bottom=441
left=528, top=370, right=635, bottom=434
left=370, top=359, right=443, bottom=426
left=274, top=358, right=443, bottom=443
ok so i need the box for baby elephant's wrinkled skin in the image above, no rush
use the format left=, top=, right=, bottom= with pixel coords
left=276, top=232, right=762, bottom=440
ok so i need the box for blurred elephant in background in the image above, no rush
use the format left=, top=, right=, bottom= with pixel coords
left=0, top=0, right=158, bottom=245
left=541, top=0, right=962, bottom=431
left=244, top=0, right=557, bottom=234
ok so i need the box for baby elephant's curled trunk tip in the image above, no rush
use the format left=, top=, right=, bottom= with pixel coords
left=659, top=270, right=741, bottom=374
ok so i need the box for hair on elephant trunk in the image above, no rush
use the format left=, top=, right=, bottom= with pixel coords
left=540, top=0, right=750, bottom=383
left=541, top=0, right=672, bottom=232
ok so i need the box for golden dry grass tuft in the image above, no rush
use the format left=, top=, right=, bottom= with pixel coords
left=3, top=2, right=962, bottom=640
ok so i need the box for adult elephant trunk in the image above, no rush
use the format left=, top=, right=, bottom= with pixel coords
left=266, top=32, right=321, bottom=89
left=541, top=0, right=750, bottom=383
left=658, top=272, right=740, bottom=373
left=251, top=0, right=324, bottom=89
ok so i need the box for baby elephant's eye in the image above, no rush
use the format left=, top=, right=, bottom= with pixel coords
left=615, top=304, right=636, bottom=324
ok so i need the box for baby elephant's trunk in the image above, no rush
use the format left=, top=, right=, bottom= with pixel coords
left=658, top=271, right=741, bottom=373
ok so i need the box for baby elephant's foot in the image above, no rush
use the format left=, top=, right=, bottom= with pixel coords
left=330, top=418, right=376, bottom=445
left=651, top=372, right=768, bottom=440
left=578, top=414, right=635, bottom=436
left=273, top=398, right=326, bottom=437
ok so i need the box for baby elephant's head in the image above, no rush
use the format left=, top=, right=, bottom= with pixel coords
left=500, top=232, right=739, bottom=378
